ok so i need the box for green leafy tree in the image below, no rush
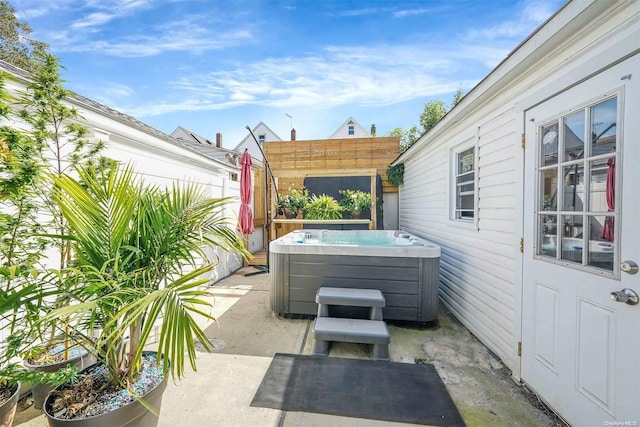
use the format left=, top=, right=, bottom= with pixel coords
left=451, top=86, right=464, bottom=108
left=18, top=54, right=111, bottom=273
left=15, top=54, right=114, bottom=354
left=0, top=0, right=49, bottom=73
left=1, top=71, right=77, bottom=391
left=419, top=100, right=447, bottom=134
left=0, top=71, right=47, bottom=346
left=387, top=126, right=420, bottom=154
left=0, top=76, right=46, bottom=273
left=388, top=89, right=466, bottom=153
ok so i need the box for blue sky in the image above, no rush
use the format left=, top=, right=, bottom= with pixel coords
left=13, top=0, right=565, bottom=148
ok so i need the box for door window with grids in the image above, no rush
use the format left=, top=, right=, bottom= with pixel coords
left=537, top=96, right=617, bottom=272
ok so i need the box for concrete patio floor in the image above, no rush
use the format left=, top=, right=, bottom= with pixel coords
left=15, top=266, right=563, bottom=427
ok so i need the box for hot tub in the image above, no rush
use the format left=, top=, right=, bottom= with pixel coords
left=269, top=230, right=441, bottom=322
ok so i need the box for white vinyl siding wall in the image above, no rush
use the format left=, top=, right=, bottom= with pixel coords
left=1, top=67, right=243, bottom=281
left=397, top=0, right=637, bottom=374
left=401, top=106, right=519, bottom=369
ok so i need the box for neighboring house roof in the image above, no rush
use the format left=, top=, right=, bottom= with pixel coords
left=233, top=121, right=283, bottom=151
left=328, top=117, right=370, bottom=139
left=0, top=59, right=234, bottom=172
left=171, top=126, right=243, bottom=167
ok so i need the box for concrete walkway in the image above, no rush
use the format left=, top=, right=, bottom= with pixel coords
left=15, top=267, right=562, bottom=427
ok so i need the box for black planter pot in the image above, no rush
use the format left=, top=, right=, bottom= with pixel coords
left=24, top=349, right=96, bottom=410
left=0, top=382, right=20, bottom=427
left=43, top=352, right=167, bottom=427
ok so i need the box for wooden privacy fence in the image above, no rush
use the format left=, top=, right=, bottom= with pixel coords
left=261, top=137, right=400, bottom=238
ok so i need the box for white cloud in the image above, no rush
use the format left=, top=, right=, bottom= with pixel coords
left=464, top=0, right=559, bottom=41
left=333, top=7, right=393, bottom=17
left=21, top=1, right=254, bottom=57
left=334, top=6, right=434, bottom=18
left=71, top=12, right=116, bottom=29
left=393, top=8, right=431, bottom=18
left=37, top=0, right=561, bottom=126
left=69, top=0, right=152, bottom=29
left=124, top=42, right=485, bottom=119
left=61, top=28, right=253, bottom=57
left=103, top=82, right=136, bottom=98
left=12, top=0, right=77, bottom=19
left=41, top=15, right=252, bottom=57
left=76, top=81, right=136, bottom=107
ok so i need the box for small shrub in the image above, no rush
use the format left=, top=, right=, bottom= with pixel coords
left=338, top=189, right=372, bottom=214
left=277, top=187, right=309, bottom=217
left=304, top=194, right=343, bottom=220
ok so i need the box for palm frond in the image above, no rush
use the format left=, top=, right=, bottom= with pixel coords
left=101, top=265, right=214, bottom=381
left=47, top=162, right=247, bottom=385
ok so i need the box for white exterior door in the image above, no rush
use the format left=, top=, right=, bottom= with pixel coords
left=522, top=55, right=640, bottom=426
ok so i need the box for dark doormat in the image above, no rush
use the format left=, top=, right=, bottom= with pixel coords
left=251, top=353, right=465, bottom=426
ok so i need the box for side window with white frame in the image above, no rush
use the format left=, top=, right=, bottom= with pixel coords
left=452, top=144, right=476, bottom=221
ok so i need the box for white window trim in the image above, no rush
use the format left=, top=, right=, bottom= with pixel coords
left=532, top=92, right=620, bottom=275
left=449, top=135, right=479, bottom=228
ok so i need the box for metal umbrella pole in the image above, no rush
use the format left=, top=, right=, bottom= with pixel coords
left=244, top=126, right=280, bottom=277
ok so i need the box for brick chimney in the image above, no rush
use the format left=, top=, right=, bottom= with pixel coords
left=215, top=133, right=222, bottom=148
left=371, top=124, right=376, bottom=136
left=291, top=128, right=296, bottom=141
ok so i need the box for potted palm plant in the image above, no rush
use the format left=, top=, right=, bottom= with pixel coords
left=40, top=163, right=249, bottom=426
left=338, top=189, right=372, bottom=219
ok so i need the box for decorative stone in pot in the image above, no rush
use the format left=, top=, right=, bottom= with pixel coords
left=24, top=344, right=96, bottom=410
left=44, top=352, right=167, bottom=427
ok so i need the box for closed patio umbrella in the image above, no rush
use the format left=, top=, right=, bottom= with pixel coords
left=602, top=156, right=615, bottom=241
left=239, top=150, right=254, bottom=235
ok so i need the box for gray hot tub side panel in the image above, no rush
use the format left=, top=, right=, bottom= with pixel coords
left=269, top=253, right=439, bottom=322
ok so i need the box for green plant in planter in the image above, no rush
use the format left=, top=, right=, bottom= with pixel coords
left=304, top=194, right=343, bottom=220
left=11, top=54, right=113, bottom=409
left=0, top=71, right=81, bottom=411
left=338, top=189, right=372, bottom=216
left=277, top=186, right=309, bottom=218
left=1, top=281, right=79, bottom=407
left=42, top=163, right=250, bottom=422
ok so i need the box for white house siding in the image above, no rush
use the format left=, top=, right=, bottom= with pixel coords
left=1, top=61, right=243, bottom=280
left=234, top=121, right=282, bottom=161
left=328, top=116, right=370, bottom=139
left=398, top=0, right=637, bottom=376
left=401, top=110, right=519, bottom=370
